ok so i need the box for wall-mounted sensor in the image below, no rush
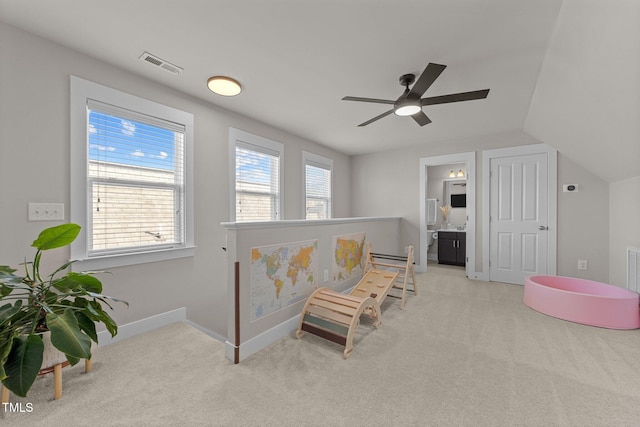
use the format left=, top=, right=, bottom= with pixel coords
left=563, top=184, right=579, bottom=192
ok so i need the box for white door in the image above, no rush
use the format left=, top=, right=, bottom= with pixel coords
left=489, top=153, right=548, bottom=284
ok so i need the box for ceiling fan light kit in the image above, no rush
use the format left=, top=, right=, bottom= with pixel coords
left=394, top=102, right=421, bottom=116
left=342, top=62, right=490, bottom=127
left=394, top=74, right=421, bottom=116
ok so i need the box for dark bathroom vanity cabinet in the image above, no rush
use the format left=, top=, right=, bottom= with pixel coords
left=437, top=231, right=466, bottom=266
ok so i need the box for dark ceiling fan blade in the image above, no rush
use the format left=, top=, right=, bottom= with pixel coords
left=412, top=111, right=432, bottom=127
left=407, top=63, right=447, bottom=100
left=421, top=89, right=490, bottom=106
left=357, top=109, right=395, bottom=127
left=342, top=96, right=396, bottom=105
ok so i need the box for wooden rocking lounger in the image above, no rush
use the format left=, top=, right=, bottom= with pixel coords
left=296, top=245, right=416, bottom=358
left=365, top=245, right=417, bottom=309
left=296, top=268, right=398, bottom=358
left=296, top=287, right=383, bottom=359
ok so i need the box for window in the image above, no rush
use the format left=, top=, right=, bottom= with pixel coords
left=303, top=151, right=332, bottom=220
left=229, top=128, right=283, bottom=222
left=70, top=76, right=194, bottom=269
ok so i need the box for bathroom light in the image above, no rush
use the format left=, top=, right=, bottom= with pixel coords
left=207, top=76, right=242, bottom=96
left=449, top=170, right=456, bottom=178
left=457, top=169, right=465, bottom=178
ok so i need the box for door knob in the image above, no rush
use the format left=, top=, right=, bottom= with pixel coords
left=538, top=225, right=548, bottom=230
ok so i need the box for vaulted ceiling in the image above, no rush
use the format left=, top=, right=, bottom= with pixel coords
left=1, top=0, right=637, bottom=182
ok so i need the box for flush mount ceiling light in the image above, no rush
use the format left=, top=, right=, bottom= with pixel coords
left=207, top=76, right=242, bottom=96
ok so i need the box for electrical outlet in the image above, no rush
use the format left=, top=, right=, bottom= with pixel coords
left=28, top=203, right=64, bottom=221
left=324, top=269, right=329, bottom=282
left=577, top=260, right=588, bottom=270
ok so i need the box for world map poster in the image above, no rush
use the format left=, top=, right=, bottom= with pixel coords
left=332, top=232, right=366, bottom=284
left=250, top=240, right=318, bottom=322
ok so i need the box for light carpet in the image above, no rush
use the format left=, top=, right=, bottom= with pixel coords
left=3, top=263, right=640, bottom=426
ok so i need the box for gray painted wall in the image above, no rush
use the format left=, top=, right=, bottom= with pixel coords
left=556, top=156, right=609, bottom=283
left=609, top=177, right=640, bottom=288
left=0, top=23, right=351, bottom=338
left=349, top=133, right=611, bottom=282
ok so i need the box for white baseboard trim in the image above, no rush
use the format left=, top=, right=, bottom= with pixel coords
left=185, top=320, right=226, bottom=343
left=225, top=314, right=300, bottom=363
left=224, top=280, right=362, bottom=363
left=470, top=271, right=489, bottom=281
left=97, top=307, right=187, bottom=347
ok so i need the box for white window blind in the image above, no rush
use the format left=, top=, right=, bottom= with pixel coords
left=304, top=154, right=332, bottom=220
left=235, top=143, right=280, bottom=221
left=87, top=100, right=185, bottom=256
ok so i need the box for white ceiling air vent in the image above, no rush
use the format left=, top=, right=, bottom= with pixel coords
left=139, top=52, right=183, bottom=75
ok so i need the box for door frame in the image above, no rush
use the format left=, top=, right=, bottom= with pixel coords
left=418, top=152, right=476, bottom=278
left=482, top=144, right=557, bottom=281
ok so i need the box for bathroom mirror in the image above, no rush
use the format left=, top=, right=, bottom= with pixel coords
left=444, top=179, right=467, bottom=208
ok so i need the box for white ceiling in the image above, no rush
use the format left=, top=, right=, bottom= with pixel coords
left=0, top=0, right=564, bottom=156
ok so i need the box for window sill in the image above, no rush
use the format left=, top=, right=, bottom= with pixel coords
left=72, top=246, right=196, bottom=271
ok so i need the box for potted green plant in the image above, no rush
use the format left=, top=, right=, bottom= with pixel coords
left=0, top=223, right=127, bottom=397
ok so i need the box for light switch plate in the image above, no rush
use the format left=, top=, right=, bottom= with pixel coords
left=28, top=203, right=64, bottom=221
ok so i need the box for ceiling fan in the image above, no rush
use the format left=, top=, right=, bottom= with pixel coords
left=342, top=62, right=490, bottom=127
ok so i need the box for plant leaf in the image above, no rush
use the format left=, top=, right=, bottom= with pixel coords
left=75, top=311, right=98, bottom=343
left=0, top=268, right=24, bottom=296
left=53, top=272, right=103, bottom=293
left=0, top=266, right=17, bottom=274
left=31, top=223, right=81, bottom=251
left=48, top=260, right=76, bottom=281
left=65, top=354, right=80, bottom=366
left=88, top=301, right=118, bottom=338
left=46, top=310, right=91, bottom=359
left=0, top=328, right=20, bottom=381
left=87, top=292, right=129, bottom=307
left=0, top=301, right=23, bottom=327
left=2, top=334, right=44, bottom=397
left=0, top=285, right=12, bottom=297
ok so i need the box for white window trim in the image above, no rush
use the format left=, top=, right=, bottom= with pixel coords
left=229, top=128, right=284, bottom=222
left=70, top=76, right=195, bottom=270
left=302, top=151, right=333, bottom=219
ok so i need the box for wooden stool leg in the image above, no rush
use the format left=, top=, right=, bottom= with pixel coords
left=400, top=271, right=408, bottom=310
left=53, top=363, right=62, bottom=400
left=85, top=358, right=92, bottom=373
left=1, top=385, right=9, bottom=404
left=412, top=268, right=417, bottom=295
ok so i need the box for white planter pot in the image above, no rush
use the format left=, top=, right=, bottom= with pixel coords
left=40, top=331, right=68, bottom=369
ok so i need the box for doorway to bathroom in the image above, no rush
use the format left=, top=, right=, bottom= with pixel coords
left=418, top=152, right=476, bottom=278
